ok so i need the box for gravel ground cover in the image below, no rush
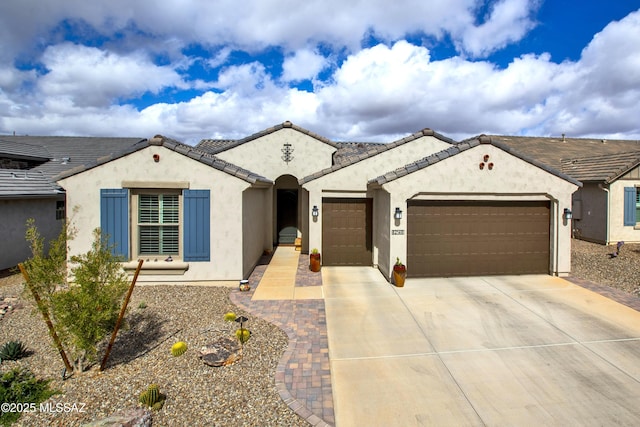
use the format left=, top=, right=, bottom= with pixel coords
left=571, top=239, right=640, bottom=296
left=0, top=274, right=306, bottom=427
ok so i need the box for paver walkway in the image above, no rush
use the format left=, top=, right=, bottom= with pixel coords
left=230, top=247, right=333, bottom=426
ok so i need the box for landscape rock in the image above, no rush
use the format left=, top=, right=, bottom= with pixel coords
left=82, top=407, right=152, bottom=427
left=199, top=336, right=242, bottom=367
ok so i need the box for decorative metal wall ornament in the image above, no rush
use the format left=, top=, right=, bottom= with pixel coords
left=281, top=143, right=294, bottom=164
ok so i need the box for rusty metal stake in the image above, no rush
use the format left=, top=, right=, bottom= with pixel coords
left=18, top=263, right=74, bottom=374
left=100, top=259, right=144, bottom=371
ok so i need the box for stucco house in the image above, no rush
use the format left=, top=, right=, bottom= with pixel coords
left=489, top=135, right=640, bottom=245
left=0, top=136, right=142, bottom=271
left=56, top=122, right=579, bottom=282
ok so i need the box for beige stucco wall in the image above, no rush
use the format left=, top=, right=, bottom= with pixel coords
left=0, top=197, right=64, bottom=270
left=377, top=144, right=578, bottom=278
left=215, top=128, right=336, bottom=181
left=58, top=145, right=253, bottom=282
left=572, top=184, right=608, bottom=243
left=242, top=187, right=271, bottom=278
left=609, top=179, right=640, bottom=243
left=373, top=189, right=391, bottom=275
left=304, top=135, right=453, bottom=252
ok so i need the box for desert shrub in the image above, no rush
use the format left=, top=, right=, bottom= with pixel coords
left=0, top=367, right=57, bottom=426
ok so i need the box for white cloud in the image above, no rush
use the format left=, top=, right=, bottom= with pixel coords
left=0, top=0, right=535, bottom=60
left=37, top=43, right=186, bottom=107
left=457, top=0, right=540, bottom=57
left=282, top=49, right=327, bottom=82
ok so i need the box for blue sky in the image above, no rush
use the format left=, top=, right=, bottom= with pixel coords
left=0, top=0, right=639, bottom=144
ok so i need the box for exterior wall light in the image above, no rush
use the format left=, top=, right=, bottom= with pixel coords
left=564, top=208, right=573, bottom=220
left=312, top=205, right=319, bottom=218
left=394, top=207, right=403, bottom=220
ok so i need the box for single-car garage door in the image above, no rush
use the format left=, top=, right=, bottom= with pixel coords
left=407, top=200, right=550, bottom=277
left=322, top=198, right=372, bottom=266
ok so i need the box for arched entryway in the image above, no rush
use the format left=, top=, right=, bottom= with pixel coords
left=274, top=175, right=302, bottom=246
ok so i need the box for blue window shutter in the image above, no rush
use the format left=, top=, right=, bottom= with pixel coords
left=184, top=189, right=210, bottom=261
left=624, top=187, right=636, bottom=226
left=100, top=189, right=129, bottom=258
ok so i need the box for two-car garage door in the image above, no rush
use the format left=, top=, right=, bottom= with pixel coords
left=407, top=201, right=550, bottom=277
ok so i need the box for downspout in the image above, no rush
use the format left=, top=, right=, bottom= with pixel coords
left=554, top=199, right=560, bottom=276
left=599, top=183, right=610, bottom=244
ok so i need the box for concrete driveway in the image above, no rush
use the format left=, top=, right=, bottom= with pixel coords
left=322, top=269, right=640, bottom=426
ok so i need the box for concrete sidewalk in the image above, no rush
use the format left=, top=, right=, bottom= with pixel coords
left=324, top=271, right=640, bottom=426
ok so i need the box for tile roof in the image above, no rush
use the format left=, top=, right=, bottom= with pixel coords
left=484, top=135, right=640, bottom=172
left=56, top=136, right=273, bottom=185
left=0, top=136, right=145, bottom=180
left=195, top=139, right=237, bottom=153
left=332, top=142, right=388, bottom=165
left=369, top=136, right=582, bottom=187
left=0, top=138, right=52, bottom=161
left=560, top=151, right=640, bottom=183
left=197, top=121, right=340, bottom=154
left=1, top=136, right=143, bottom=198
left=300, top=128, right=456, bottom=184
left=0, top=169, right=63, bottom=198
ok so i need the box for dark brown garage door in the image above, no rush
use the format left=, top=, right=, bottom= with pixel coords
left=322, top=198, right=372, bottom=266
left=407, top=201, right=550, bottom=277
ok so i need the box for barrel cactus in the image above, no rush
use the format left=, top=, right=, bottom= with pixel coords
left=171, top=341, right=188, bottom=357
left=223, top=312, right=236, bottom=322
left=139, top=384, right=165, bottom=410
left=235, top=328, right=251, bottom=344
left=0, top=340, right=29, bottom=361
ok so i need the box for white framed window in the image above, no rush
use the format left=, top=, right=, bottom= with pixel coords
left=56, top=200, right=66, bottom=220
left=132, top=190, right=181, bottom=258
left=101, top=187, right=209, bottom=262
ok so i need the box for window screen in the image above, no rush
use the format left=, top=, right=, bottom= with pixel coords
left=138, top=194, right=179, bottom=255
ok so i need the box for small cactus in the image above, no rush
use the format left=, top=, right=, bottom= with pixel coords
left=235, top=328, right=251, bottom=344
left=224, top=312, right=236, bottom=322
left=139, top=384, right=165, bottom=410
left=0, top=340, right=29, bottom=361
left=171, top=341, right=188, bottom=357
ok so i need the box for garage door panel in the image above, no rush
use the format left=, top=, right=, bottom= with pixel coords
left=322, top=198, right=373, bottom=266
left=408, top=201, right=550, bottom=277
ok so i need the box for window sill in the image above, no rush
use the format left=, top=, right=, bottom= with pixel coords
left=123, top=260, right=189, bottom=275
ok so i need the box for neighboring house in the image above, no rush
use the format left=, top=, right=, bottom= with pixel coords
left=487, top=135, right=640, bottom=245
left=0, top=136, right=143, bottom=271
left=562, top=152, right=640, bottom=244
left=56, top=122, right=579, bottom=282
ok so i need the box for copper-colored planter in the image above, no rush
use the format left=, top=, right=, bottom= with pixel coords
left=393, top=269, right=406, bottom=287
left=310, top=253, right=321, bottom=272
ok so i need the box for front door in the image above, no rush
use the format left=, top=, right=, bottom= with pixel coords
left=277, top=189, right=298, bottom=244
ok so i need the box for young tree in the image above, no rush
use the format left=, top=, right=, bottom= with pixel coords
left=51, top=229, right=129, bottom=372
left=23, top=221, right=129, bottom=372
